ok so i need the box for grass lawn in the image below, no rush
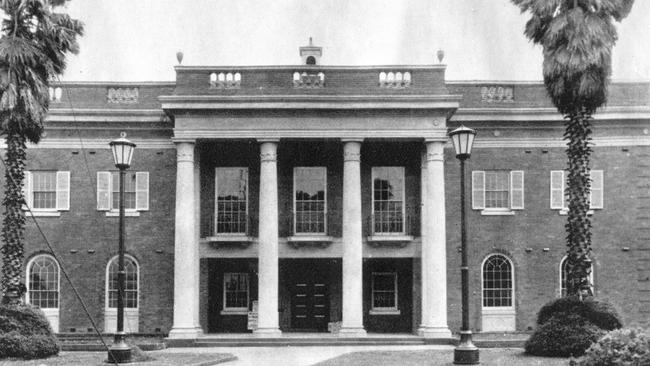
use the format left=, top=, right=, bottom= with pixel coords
left=0, top=351, right=237, bottom=366
left=312, top=348, right=570, bottom=366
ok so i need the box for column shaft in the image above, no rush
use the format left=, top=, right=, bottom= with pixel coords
left=340, top=140, right=366, bottom=336
left=419, top=141, right=452, bottom=338
left=169, top=141, right=202, bottom=339
left=255, top=140, right=281, bottom=335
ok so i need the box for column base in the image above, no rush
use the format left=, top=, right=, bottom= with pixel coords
left=253, top=328, right=282, bottom=337
left=167, top=327, right=203, bottom=339
left=338, top=327, right=367, bottom=337
left=418, top=326, right=452, bottom=338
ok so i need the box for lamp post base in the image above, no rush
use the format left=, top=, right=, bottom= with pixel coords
left=453, top=331, right=479, bottom=365
left=107, top=333, right=132, bottom=364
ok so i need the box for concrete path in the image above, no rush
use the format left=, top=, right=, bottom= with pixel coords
left=162, top=344, right=454, bottom=366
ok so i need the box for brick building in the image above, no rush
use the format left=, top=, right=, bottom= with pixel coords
left=13, top=42, right=650, bottom=339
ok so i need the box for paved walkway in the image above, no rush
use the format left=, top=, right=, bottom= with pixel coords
left=162, top=344, right=454, bottom=366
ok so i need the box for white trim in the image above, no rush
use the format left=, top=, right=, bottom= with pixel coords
left=105, top=254, right=140, bottom=311
left=215, top=167, right=249, bottom=235
left=480, top=209, right=515, bottom=216
left=222, top=272, right=250, bottom=312
left=26, top=254, right=60, bottom=333
left=17, top=138, right=174, bottom=150
left=172, top=128, right=449, bottom=141
left=453, top=106, right=650, bottom=122
left=371, top=167, right=406, bottom=235
left=370, top=272, right=399, bottom=312
left=480, top=254, right=515, bottom=311
left=175, top=65, right=447, bottom=71
left=105, top=210, right=140, bottom=217
left=27, top=211, right=61, bottom=217
left=293, top=167, right=327, bottom=235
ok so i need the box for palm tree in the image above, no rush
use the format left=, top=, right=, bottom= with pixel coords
left=511, top=0, right=634, bottom=297
left=0, top=0, right=83, bottom=304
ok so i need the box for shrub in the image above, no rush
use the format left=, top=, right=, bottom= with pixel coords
left=525, top=314, right=606, bottom=357
left=0, top=304, right=59, bottom=359
left=536, top=296, right=622, bottom=331
left=576, top=328, right=650, bottom=366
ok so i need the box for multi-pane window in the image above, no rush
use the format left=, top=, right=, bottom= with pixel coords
left=215, top=168, right=248, bottom=234
left=482, top=255, right=513, bottom=307
left=223, top=273, right=249, bottom=310
left=484, top=171, right=509, bottom=208
left=550, top=170, right=604, bottom=210
left=111, top=172, right=137, bottom=210
left=107, top=256, right=138, bottom=309
left=372, top=167, right=405, bottom=234
left=27, top=255, right=59, bottom=309
left=371, top=272, right=398, bottom=310
left=294, top=167, right=326, bottom=234
left=560, top=256, right=594, bottom=297
left=32, top=172, right=57, bottom=209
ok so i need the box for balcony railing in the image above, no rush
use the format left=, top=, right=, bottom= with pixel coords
left=365, top=211, right=419, bottom=244
left=201, top=211, right=256, bottom=240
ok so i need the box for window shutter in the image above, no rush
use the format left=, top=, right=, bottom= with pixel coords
left=510, top=171, right=524, bottom=210
left=472, top=171, right=485, bottom=210
left=23, top=171, right=32, bottom=210
left=97, top=171, right=111, bottom=211
left=135, top=172, right=149, bottom=211
left=589, top=170, right=604, bottom=209
left=550, top=170, right=565, bottom=209
left=56, top=171, right=70, bottom=211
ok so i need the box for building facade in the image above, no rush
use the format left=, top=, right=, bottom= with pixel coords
left=12, top=44, right=650, bottom=338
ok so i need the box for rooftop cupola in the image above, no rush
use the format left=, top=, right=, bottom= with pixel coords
left=299, top=37, right=322, bottom=65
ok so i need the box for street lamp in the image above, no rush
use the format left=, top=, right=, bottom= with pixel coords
left=107, top=132, right=136, bottom=364
left=449, top=125, right=479, bottom=365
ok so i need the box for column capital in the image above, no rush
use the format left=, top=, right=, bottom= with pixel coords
left=257, top=138, right=281, bottom=143
left=175, top=142, right=195, bottom=163
left=260, top=140, right=278, bottom=162
left=341, top=138, right=364, bottom=143
left=425, top=140, right=445, bottom=162
left=343, top=140, right=362, bottom=162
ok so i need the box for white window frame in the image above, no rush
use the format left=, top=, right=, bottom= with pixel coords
left=481, top=254, right=515, bottom=310
left=550, top=170, right=603, bottom=214
left=371, top=167, right=406, bottom=235
left=215, top=167, right=249, bottom=236
left=105, top=254, right=139, bottom=333
left=23, top=170, right=70, bottom=217
left=222, top=272, right=250, bottom=315
left=370, top=272, right=400, bottom=315
left=559, top=255, right=595, bottom=297
left=472, top=170, right=524, bottom=215
left=105, top=254, right=139, bottom=310
left=98, top=171, right=149, bottom=217
left=293, top=167, right=327, bottom=235
left=25, top=254, right=60, bottom=332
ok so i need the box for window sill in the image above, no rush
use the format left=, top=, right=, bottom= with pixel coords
left=481, top=307, right=516, bottom=315
left=287, top=235, right=333, bottom=242
left=367, top=234, right=414, bottom=242
left=105, top=211, right=141, bottom=217
left=220, top=309, right=249, bottom=316
left=369, top=309, right=401, bottom=316
left=480, top=209, right=515, bottom=216
left=26, top=211, right=61, bottom=217
left=206, top=235, right=254, bottom=242
left=557, top=209, right=596, bottom=216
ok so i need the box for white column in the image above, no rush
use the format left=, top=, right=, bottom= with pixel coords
left=169, top=141, right=203, bottom=339
left=339, top=140, right=366, bottom=337
left=418, top=140, right=452, bottom=338
left=254, top=140, right=281, bottom=336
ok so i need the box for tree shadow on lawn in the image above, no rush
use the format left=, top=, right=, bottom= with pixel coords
left=311, top=348, right=569, bottom=366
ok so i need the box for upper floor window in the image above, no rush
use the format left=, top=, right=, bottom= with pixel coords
left=550, top=170, right=604, bottom=212
left=223, top=272, right=249, bottom=311
left=215, top=168, right=248, bottom=235
left=560, top=256, right=594, bottom=297
left=372, top=167, right=405, bottom=234
left=26, top=254, right=60, bottom=309
left=482, top=254, right=514, bottom=308
left=23, top=171, right=70, bottom=215
left=294, top=167, right=326, bottom=234
left=371, top=272, right=398, bottom=312
left=472, top=170, right=524, bottom=215
left=97, top=171, right=149, bottom=215
left=107, top=255, right=139, bottom=309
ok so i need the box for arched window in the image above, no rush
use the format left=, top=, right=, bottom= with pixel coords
left=482, top=254, right=513, bottom=308
left=560, top=256, right=594, bottom=297
left=106, top=255, right=139, bottom=309
left=306, top=56, right=316, bottom=65
left=26, top=255, right=60, bottom=309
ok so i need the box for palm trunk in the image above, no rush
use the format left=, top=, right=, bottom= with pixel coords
left=564, top=108, right=593, bottom=298
left=1, top=130, right=27, bottom=305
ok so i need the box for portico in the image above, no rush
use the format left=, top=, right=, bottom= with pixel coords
left=161, top=63, right=460, bottom=339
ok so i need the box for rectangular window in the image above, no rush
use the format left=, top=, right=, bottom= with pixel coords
left=472, top=170, right=524, bottom=212
left=549, top=170, right=604, bottom=211
left=223, top=273, right=249, bottom=310
left=294, top=167, right=326, bottom=234
left=484, top=171, right=509, bottom=209
left=371, top=272, right=398, bottom=310
left=32, top=171, right=57, bottom=210
left=215, top=168, right=248, bottom=234
left=111, top=172, right=137, bottom=210
left=372, top=167, right=405, bottom=234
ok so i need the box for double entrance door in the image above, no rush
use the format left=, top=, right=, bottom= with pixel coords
left=284, top=259, right=333, bottom=332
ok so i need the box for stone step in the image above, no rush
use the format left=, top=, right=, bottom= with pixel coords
left=170, top=336, right=444, bottom=347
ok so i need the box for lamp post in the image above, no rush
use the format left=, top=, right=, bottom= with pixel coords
left=107, top=133, right=136, bottom=364
left=449, top=125, right=479, bottom=365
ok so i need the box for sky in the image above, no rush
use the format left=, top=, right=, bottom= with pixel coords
left=60, top=0, right=650, bottom=82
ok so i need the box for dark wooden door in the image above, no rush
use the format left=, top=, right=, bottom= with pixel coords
left=290, top=274, right=329, bottom=331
